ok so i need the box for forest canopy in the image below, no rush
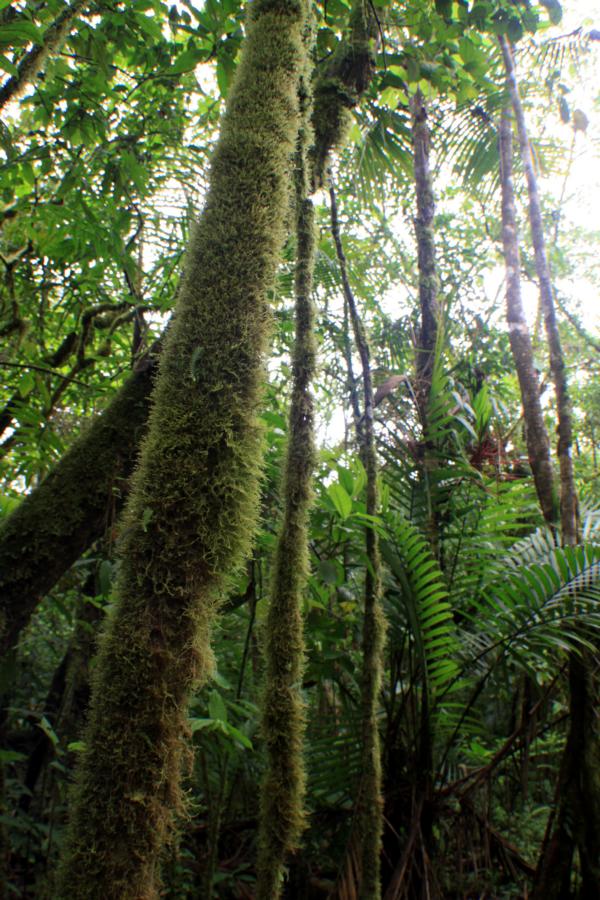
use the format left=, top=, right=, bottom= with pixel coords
left=1, top=0, right=600, bottom=897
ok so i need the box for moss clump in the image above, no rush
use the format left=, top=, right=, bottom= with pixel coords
left=56, top=1, right=309, bottom=897
left=255, top=22, right=316, bottom=896
left=310, top=0, right=379, bottom=187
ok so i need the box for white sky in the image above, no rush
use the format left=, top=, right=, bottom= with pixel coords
left=537, top=0, right=600, bottom=329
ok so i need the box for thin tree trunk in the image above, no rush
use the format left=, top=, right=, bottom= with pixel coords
left=410, top=88, right=442, bottom=566
left=331, top=184, right=386, bottom=900
left=256, top=41, right=316, bottom=895
left=0, top=0, right=89, bottom=112
left=310, top=2, right=378, bottom=188
left=500, top=35, right=577, bottom=543
left=411, top=88, right=439, bottom=410
left=56, top=2, right=309, bottom=896
left=498, top=109, right=557, bottom=526
left=500, top=36, right=600, bottom=900
left=0, top=2, right=378, bottom=662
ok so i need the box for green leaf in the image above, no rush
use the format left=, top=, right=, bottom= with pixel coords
left=0, top=22, right=43, bottom=47
left=327, top=482, right=352, bottom=519
left=220, top=722, right=252, bottom=749
left=17, top=371, right=35, bottom=398
left=0, top=53, right=18, bottom=76
left=141, top=507, right=153, bottom=531
left=38, top=716, right=60, bottom=748
left=0, top=749, right=25, bottom=763
left=406, top=57, right=420, bottom=83
left=189, top=717, right=215, bottom=733
left=98, top=559, right=113, bottom=596
left=318, top=559, right=339, bottom=585
left=337, top=465, right=354, bottom=496
left=208, top=690, right=227, bottom=722
left=170, top=47, right=206, bottom=74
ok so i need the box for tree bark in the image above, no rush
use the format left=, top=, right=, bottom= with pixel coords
left=500, top=36, right=600, bottom=900
left=498, top=110, right=557, bottom=526
left=410, top=88, right=442, bottom=566
left=57, top=1, right=308, bottom=895
left=411, top=88, right=439, bottom=409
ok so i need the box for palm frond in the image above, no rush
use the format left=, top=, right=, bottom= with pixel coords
left=462, top=543, right=600, bottom=676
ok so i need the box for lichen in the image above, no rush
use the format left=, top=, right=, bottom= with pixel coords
left=56, top=1, right=309, bottom=896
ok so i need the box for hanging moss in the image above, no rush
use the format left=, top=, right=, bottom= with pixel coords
left=310, top=0, right=379, bottom=187
left=255, top=23, right=316, bottom=897
left=56, top=1, right=309, bottom=897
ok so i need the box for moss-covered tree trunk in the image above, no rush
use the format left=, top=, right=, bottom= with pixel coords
left=498, top=110, right=557, bottom=526
left=410, top=89, right=439, bottom=410
left=0, top=351, right=158, bottom=658
left=500, top=37, right=576, bottom=543
left=56, top=1, right=308, bottom=896
left=405, top=88, right=440, bottom=882
left=410, top=87, right=442, bottom=577
left=255, top=49, right=316, bottom=897
left=0, top=0, right=379, bottom=663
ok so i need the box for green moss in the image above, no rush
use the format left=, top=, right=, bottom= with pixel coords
left=0, top=357, right=156, bottom=658
left=255, top=25, right=316, bottom=895
left=310, top=0, right=378, bottom=187
left=56, top=2, right=309, bottom=897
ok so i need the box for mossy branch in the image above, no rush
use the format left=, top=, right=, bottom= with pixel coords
left=0, top=0, right=89, bottom=113
left=410, top=89, right=440, bottom=410
left=330, top=183, right=386, bottom=900
left=0, top=349, right=159, bottom=658
left=56, top=1, right=309, bottom=896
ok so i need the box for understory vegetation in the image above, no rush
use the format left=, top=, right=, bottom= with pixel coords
left=1, top=0, right=599, bottom=897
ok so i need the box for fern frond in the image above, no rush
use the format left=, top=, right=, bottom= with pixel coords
left=383, top=515, right=460, bottom=695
